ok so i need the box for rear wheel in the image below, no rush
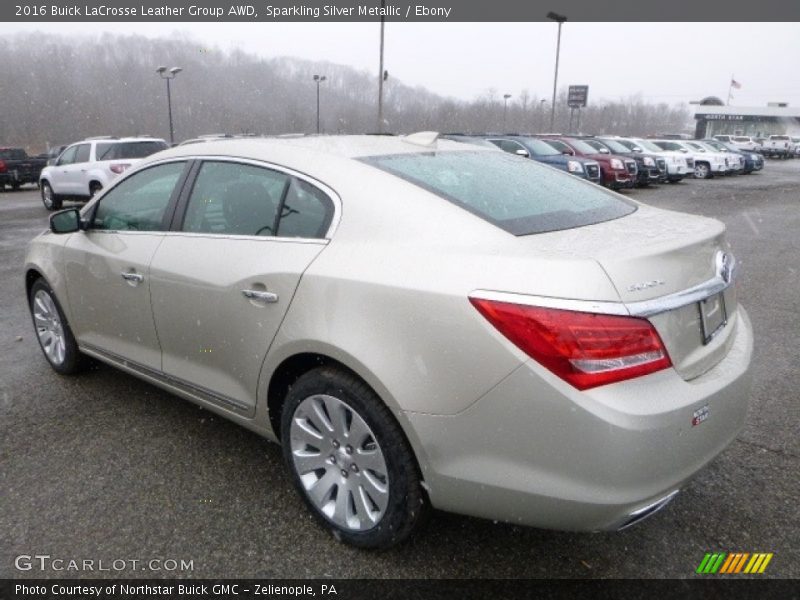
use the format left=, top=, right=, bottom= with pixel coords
left=29, top=279, right=86, bottom=374
left=41, top=181, right=62, bottom=211
left=281, top=367, right=428, bottom=548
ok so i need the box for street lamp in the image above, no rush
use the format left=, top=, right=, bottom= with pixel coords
left=377, top=0, right=387, bottom=133
left=313, top=74, right=327, bottom=134
left=546, top=12, right=567, bottom=131
left=503, top=94, right=512, bottom=131
left=156, top=66, right=182, bottom=145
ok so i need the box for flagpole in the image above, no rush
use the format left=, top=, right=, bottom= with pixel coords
left=727, top=74, right=733, bottom=106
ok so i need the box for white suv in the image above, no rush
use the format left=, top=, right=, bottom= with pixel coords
left=39, top=137, right=168, bottom=210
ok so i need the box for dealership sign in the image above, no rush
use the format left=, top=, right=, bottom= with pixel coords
left=568, top=86, right=589, bottom=108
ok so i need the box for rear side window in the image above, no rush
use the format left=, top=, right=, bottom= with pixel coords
left=96, top=141, right=168, bottom=161
left=181, top=161, right=334, bottom=239
left=183, top=162, right=288, bottom=236
left=92, top=162, right=185, bottom=232
left=362, top=151, right=636, bottom=236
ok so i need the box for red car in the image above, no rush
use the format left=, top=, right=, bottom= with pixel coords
left=539, top=137, right=637, bottom=190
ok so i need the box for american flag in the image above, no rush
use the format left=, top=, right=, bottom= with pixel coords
left=731, top=78, right=742, bottom=89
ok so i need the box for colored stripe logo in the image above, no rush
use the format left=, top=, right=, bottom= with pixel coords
left=696, top=552, right=773, bottom=574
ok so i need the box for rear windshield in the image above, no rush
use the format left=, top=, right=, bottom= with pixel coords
left=96, top=141, right=168, bottom=161
left=0, top=148, right=27, bottom=160
left=362, top=151, right=636, bottom=236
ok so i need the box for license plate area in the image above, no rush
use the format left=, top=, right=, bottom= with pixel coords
left=699, top=292, right=727, bottom=345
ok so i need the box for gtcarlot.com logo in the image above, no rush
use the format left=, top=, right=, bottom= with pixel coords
left=696, top=552, right=774, bottom=574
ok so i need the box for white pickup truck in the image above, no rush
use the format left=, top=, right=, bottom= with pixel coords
left=761, top=135, right=793, bottom=158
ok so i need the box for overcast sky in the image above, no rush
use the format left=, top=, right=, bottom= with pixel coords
left=5, top=22, right=800, bottom=106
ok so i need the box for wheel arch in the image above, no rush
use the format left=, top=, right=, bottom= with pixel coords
left=263, top=348, right=431, bottom=482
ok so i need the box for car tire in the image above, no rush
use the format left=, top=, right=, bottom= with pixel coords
left=89, top=182, right=103, bottom=197
left=41, top=181, right=62, bottom=211
left=694, top=162, right=711, bottom=179
left=280, top=366, right=428, bottom=549
left=29, top=278, right=86, bottom=375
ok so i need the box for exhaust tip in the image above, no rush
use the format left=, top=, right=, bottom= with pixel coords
left=616, top=489, right=680, bottom=531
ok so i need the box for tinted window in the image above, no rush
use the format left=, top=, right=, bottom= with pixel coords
left=597, top=139, right=631, bottom=154
left=57, top=146, right=78, bottom=165
left=363, top=151, right=636, bottom=236
left=92, top=162, right=185, bottom=232
left=565, top=139, right=599, bottom=154
left=542, top=139, right=571, bottom=154
left=96, top=141, right=168, bottom=161
left=0, top=148, right=26, bottom=160
left=182, top=161, right=334, bottom=239
left=183, top=162, right=287, bottom=236
left=74, top=144, right=91, bottom=163
left=277, top=178, right=334, bottom=238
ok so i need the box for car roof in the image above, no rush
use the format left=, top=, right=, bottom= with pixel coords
left=156, top=134, right=485, bottom=161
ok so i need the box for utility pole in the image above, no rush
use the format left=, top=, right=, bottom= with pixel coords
left=547, top=12, right=567, bottom=131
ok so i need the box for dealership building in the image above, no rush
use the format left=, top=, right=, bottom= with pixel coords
left=693, top=103, right=800, bottom=139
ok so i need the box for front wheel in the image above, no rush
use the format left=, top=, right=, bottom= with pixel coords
left=29, top=279, right=86, bottom=374
left=41, top=181, right=62, bottom=211
left=694, top=162, right=711, bottom=179
left=281, top=367, right=428, bottom=549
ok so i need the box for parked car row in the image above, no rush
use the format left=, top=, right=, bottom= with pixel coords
left=444, top=132, right=764, bottom=190
left=713, top=134, right=800, bottom=158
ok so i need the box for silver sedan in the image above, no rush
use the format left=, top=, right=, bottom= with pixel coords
left=24, top=133, right=753, bottom=548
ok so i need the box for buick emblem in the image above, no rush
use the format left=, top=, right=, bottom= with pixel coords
left=716, top=251, right=735, bottom=284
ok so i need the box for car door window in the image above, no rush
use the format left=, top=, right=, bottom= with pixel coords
left=73, top=144, right=91, bottom=163
left=182, top=161, right=288, bottom=236
left=92, top=162, right=185, bottom=232
left=57, top=146, right=78, bottom=166
left=276, top=178, right=334, bottom=238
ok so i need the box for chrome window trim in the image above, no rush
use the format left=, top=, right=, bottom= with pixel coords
left=470, top=253, right=736, bottom=319
left=80, top=155, right=343, bottom=240
left=178, top=155, right=342, bottom=240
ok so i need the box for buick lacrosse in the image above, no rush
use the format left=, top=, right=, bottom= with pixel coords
left=25, top=133, right=753, bottom=548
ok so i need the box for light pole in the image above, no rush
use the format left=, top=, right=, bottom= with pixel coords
left=156, top=66, right=182, bottom=145
left=546, top=12, right=567, bottom=131
left=313, top=74, right=327, bottom=134
left=377, top=0, right=386, bottom=133
left=503, top=94, right=512, bottom=131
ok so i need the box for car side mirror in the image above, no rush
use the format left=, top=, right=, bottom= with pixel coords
left=561, top=150, right=572, bottom=155
left=49, top=208, right=82, bottom=234
left=515, top=149, right=530, bottom=157
left=599, top=148, right=610, bottom=154
left=633, top=146, right=642, bottom=152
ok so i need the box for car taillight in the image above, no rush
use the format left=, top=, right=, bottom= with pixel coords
left=0, top=160, right=6, bottom=173
left=469, top=298, right=672, bottom=390
left=110, top=163, right=131, bottom=174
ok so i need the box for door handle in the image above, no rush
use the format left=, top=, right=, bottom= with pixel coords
left=121, top=271, right=144, bottom=283
left=242, top=289, right=278, bottom=303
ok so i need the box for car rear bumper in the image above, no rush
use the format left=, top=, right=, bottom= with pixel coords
left=406, top=306, right=753, bottom=531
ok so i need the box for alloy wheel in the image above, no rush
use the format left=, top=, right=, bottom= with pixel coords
left=33, top=289, right=66, bottom=365
left=289, top=394, right=389, bottom=532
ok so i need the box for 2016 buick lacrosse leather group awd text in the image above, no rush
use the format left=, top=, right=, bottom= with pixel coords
left=24, top=133, right=753, bottom=548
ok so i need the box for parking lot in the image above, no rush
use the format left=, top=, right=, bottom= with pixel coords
left=1, top=162, right=798, bottom=579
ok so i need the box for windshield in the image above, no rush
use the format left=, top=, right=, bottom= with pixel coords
left=566, top=139, right=601, bottom=154
left=654, top=141, right=685, bottom=152
left=541, top=139, right=571, bottom=154
left=597, top=139, right=631, bottom=154
left=583, top=140, right=609, bottom=153
left=517, top=138, right=562, bottom=156
left=633, top=140, right=662, bottom=153
left=96, top=141, right=168, bottom=160
left=732, top=137, right=750, bottom=142
left=362, top=151, right=636, bottom=236
left=686, top=142, right=706, bottom=151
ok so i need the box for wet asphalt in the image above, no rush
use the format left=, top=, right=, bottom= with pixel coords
left=1, top=160, right=798, bottom=579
